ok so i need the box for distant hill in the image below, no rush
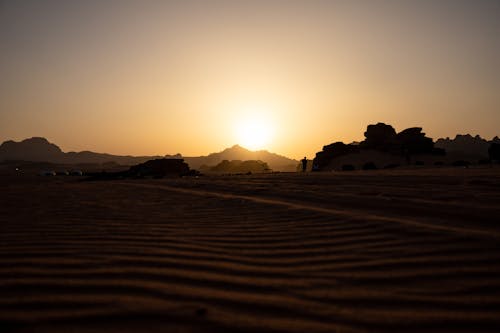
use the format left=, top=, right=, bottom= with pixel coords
left=0, top=137, right=64, bottom=162
left=435, top=134, right=500, bottom=159
left=183, top=145, right=298, bottom=172
left=0, top=137, right=178, bottom=165
left=0, top=138, right=298, bottom=172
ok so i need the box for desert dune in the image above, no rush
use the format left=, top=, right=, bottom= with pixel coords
left=1, top=168, right=500, bottom=332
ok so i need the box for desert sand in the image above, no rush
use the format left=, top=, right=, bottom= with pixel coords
left=1, top=168, right=500, bottom=332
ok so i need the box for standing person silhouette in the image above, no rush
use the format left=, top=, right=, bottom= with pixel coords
left=301, top=157, right=307, bottom=172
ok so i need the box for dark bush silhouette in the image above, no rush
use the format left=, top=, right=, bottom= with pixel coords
left=434, top=161, right=444, bottom=166
left=489, top=143, right=500, bottom=162
left=415, top=160, right=425, bottom=166
left=362, top=162, right=377, bottom=170
left=341, top=164, right=355, bottom=171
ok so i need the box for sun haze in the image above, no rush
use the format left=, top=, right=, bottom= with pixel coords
left=1, top=1, right=499, bottom=159
left=235, top=119, right=273, bottom=151
left=232, top=104, right=276, bottom=150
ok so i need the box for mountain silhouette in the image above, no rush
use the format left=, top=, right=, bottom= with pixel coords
left=183, top=145, right=298, bottom=171
left=0, top=137, right=175, bottom=165
left=0, top=137, right=64, bottom=161
left=0, top=138, right=298, bottom=171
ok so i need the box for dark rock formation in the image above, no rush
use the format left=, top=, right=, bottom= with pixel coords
left=207, top=160, right=270, bottom=174
left=396, top=127, right=434, bottom=155
left=489, top=143, right=500, bottom=162
left=84, top=158, right=192, bottom=181
left=313, top=142, right=360, bottom=170
left=361, top=123, right=397, bottom=151
left=128, top=159, right=190, bottom=177
left=435, top=134, right=491, bottom=158
left=313, top=123, right=441, bottom=171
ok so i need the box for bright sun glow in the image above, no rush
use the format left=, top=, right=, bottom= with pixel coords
left=235, top=116, right=274, bottom=150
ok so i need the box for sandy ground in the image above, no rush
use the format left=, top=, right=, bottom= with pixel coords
left=1, top=168, right=500, bottom=332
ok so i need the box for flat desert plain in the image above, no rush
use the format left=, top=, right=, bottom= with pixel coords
left=1, top=168, right=500, bottom=332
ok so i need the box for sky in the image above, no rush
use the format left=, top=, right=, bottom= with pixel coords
left=1, top=0, right=499, bottom=159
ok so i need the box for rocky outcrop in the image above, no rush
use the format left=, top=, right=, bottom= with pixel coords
left=128, top=159, right=190, bottom=177
left=203, top=160, right=270, bottom=174
left=396, top=127, right=436, bottom=155
left=85, top=158, right=192, bottom=180
left=314, top=142, right=360, bottom=170
left=489, top=143, right=500, bottom=162
left=313, top=123, right=443, bottom=171
left=435, top=134, right=491, bottom=158
left=360, top=123, right=397, bottom=151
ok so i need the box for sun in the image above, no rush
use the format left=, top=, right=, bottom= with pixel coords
left=235, top=116, right=274, bottom=150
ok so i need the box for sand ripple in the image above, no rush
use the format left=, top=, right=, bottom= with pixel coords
left=1, top=170, right=500, bottom=332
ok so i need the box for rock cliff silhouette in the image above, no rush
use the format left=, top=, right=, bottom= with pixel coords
left=313, top=123, right=444, bottom=171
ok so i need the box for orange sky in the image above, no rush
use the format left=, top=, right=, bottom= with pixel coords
left=1, top=1, right=499, bottom=159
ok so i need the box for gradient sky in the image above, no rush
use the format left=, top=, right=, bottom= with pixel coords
left=1, top=0, right=499, bottom=159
